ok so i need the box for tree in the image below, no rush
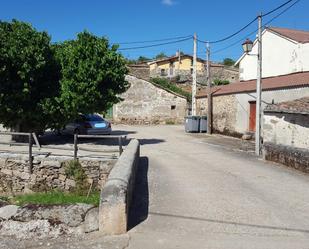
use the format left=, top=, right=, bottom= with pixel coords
left=0, top=20, right=60, bottom=132
left=137, top=56, right=150, bottom=63
left=155, top=52, right=167, bottom=60
left=48, top=31, right=128, bottom=127
left=222, top=58, right=236, bottom=67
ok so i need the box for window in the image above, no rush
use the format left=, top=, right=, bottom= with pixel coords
left=160, top=68, right=166, bottom=76
left=190, top=68, right=193, bottom=74
left=171, top=105, right=176, bottom=110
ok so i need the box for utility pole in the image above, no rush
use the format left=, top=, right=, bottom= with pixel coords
left=192, top=33, right=197, bottom=116
left=206, top=42, right=212, bottom=134
left=256, top=14, right=262, bottom=156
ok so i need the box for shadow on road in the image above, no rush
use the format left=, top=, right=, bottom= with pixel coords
left=149, top=212, right=309, bottom=234
left=128, top=156, right=149, bottom=230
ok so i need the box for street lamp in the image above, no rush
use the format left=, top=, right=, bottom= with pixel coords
left=242, top=39, right=253, bottom=54
left=241, top=14, right=262, bottom=157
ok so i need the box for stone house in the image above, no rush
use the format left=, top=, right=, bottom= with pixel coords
left=263, top=97, right=309, bottom=172
left=147, top=54, right=238, bottom=84
left=112, top=75, right=188, bottom=124
left=196, top=72, right=309, bottom=137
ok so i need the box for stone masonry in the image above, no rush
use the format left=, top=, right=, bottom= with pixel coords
left=0, top=154, right=116, bottom=194
left=197, top=94, right=240, bottom=137
left=113, top=75, right=188, bottom=124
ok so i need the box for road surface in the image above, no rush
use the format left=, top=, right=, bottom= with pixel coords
left=125, top=125, right=309, bottom=249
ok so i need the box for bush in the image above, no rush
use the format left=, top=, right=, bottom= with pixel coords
left=150, top=77, right=191, bottom=101
left=65, top=160, right=89, bottom=194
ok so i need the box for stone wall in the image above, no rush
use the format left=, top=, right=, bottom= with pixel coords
left=197, top=94, right=240, bottom=136
left=127, top=65, right=150, bottom=81
left=263, top=112, right=309, bottom=149
left=263, top=142, right=309, bottom=173
left=0, top=154, right=116, bottom=194
left=113, top=75, right=188, bottom=124
left=263, top=112, right=309, bottom=171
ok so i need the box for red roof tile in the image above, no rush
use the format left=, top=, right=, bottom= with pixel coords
left=268, top=27, right=309, bottom=43
left=264, top=97, right=309, bottom=114
left=197, top=71, right=309, bottom=98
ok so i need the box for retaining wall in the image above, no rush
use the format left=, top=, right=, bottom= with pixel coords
left=99, top=139, right=140, bottom=235
left=0, top=154, right=116, bottom=193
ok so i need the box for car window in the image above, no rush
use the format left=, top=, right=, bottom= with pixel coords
left=85, top=114, right=104, bottom=122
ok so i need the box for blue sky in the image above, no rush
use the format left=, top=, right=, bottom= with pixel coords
left=1, top=0, right=308, bottom=62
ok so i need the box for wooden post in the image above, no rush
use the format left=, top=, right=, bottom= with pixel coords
left=74, top=134, right=78, bottom=160
left=119, top=136, right=123, bottom=156
left=28, top=134, right=33, bottom=173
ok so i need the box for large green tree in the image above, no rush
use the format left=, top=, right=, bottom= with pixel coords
left=46, top=31, right=128, bottom=128
left=0, top=20, right=59, bottom=132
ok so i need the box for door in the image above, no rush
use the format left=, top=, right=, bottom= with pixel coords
left=249, top=101, right=256, bottom=132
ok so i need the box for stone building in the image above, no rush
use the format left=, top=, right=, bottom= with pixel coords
left=263, top=97, right=309, bottom=172
left=147, top=54, right=239, bottom=84
left=112, top=75, right=188, bottom=124
left=196, top=71, right=309, bottom=137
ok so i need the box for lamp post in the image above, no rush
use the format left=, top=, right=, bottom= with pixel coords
left=242, top=14, right=262, bottom=156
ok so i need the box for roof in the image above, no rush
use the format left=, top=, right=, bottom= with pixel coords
left=268, top=27, right=309, bottom=44
left=147, top=54, right=223, bottom=67
left=197, top=71, right=309, bottom=98
left=264, top=97, right=309, bottom=115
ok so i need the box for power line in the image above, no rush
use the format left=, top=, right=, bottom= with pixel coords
left=197, top=0, right=298, bottom=45
left=115, top=35, right=192, bottom=45
left=212, top=0, right=300, bottom=55
left=118, top=37, right=192, bottom=51
left=262, top=0, right=294, bottom=17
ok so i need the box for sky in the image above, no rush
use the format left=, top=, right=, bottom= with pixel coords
left=1, top=0, right=308, bottom=62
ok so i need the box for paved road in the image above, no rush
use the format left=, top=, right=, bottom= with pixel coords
left=2, top=125, right=309, bottom=249
left=123, top=125, right=309, bottom=249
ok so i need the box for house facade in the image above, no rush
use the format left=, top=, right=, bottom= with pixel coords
left=148, top=54, right=239, bottom=84
left=196, top=27, right=309, bottom=137
left=236, top=27, right=309, bottom=81
left=196, top=72, right=309, bottom=136
left=113, top=75, right=188, bottom=124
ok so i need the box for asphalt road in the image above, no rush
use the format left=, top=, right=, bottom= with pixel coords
left=1, top=125, right=309, bottom=249
left=124, top=125, right=309, bottom=249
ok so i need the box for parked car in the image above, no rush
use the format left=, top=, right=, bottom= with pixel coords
left=63, top=114, right=112, bottom=135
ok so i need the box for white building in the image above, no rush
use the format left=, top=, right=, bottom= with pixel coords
left=236, top=27, right=309, bottom=81
left=197, top=27, right=309, bottom=137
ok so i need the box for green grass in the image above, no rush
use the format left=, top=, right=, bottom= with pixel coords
left=150, top=77, right=191, bottom=101
left=6, top=191, right=100, bottom=206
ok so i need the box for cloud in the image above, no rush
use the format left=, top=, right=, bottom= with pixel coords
left=162, top=0, right=177, bottom=6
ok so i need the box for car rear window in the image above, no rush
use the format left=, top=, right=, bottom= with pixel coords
left=85, top=114, right=104, bottom=122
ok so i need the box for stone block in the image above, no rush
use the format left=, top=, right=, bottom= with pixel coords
left=58, top=174, right=66, bottom=182
left=1, top=169, right=13, bottom=176
left=65, top=179, right=76, bottom=188
left=0, top=205, right=19, bottom=220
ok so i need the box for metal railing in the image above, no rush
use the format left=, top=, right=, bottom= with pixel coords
left=0, top=132, right=126, bottom=172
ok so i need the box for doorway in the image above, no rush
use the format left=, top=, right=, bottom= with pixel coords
left=249, top=101, right=256, bottom=132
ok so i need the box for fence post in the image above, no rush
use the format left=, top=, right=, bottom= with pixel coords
left=28, top=134, right=33, bottom=173
left=74, top=134, right=78, bottom=160
left=119, top=136, right=123, bottom=156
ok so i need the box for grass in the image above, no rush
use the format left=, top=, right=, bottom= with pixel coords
left=4, top=190, right=100, bottom=206
left=150, top=77, right=191, bottom=101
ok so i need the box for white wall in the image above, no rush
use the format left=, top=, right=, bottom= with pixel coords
left=234, top=87, right=309, bottom=134
left=263, top=113, right=309, bottom=150
left=239, top=30, right=309, bottom=81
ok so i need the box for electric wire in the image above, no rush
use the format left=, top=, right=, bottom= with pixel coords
left=118, top=37, right=192, bottom=51
left=197, top=0, right=298, bottom=45
left=115, top=35, right=192, bottom=45
left=211, top=0, right=300, bottom=55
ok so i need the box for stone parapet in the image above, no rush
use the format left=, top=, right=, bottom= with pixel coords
left=99, top=139, right=140, bottom=235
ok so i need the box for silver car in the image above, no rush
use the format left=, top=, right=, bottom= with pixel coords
left=63, top=114, right=112, bottom=135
